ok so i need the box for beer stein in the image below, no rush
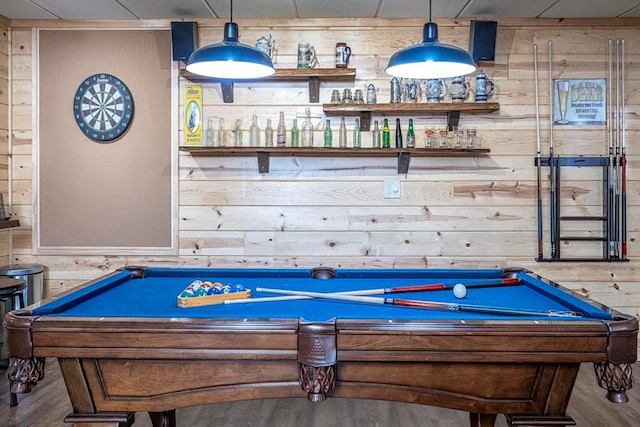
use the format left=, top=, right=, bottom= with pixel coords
left=449, top=76, right=470, bottom=103
left=402, top=79, right=418, bottom=103
left=297, top=43, right=317, bottom=69
left=426, top=79, right=448, bottom=103
left=335, top=42, right=352, bottom=68
left=390, top=78, right=402, bottom=103
left=255, top=34, right=275, bottom=60
left=474, top=71, right=495, bottom=102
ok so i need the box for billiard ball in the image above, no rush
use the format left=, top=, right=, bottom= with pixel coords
left=453, top=283, right=467, bottom=299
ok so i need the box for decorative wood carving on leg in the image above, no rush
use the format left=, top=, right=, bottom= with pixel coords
left=594, top=362, right=634, bottom=403
left=297, top=320, right=337, bottom=402
left=7, top=357, right=46, bottom=393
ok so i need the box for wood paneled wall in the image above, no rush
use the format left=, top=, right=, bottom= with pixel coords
left=0, top=19, right=10, bottom=264
left=3, top=18, right=639, bottom=326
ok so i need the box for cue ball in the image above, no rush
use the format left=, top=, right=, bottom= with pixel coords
left=453, top=283, right=467, bottom=299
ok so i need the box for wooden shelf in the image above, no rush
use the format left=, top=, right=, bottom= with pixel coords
left=179, top=146, right=490, bottom=174
left=0, top=219, right=20, bottom=230
left=180, top=68, right=356, bottom=103
left=323, top=102, right=500, bottom=131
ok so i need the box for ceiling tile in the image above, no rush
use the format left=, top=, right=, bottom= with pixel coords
left=540, top=0, right=640, bottom=18
left=29, top=0, right=136, bottom=20
left=460, top=0, right=556, bottom=18
left=0, top=1, right=58, bottom=19
left=206, top=0, right=296, bottom=19
left=119, top=0, right=215, bottom=19
left=379, top=0, right=469, bottom=19
left=296, top=0, right=379, bottom=18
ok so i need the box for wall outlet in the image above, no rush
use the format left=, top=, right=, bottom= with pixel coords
left=383, top=180, right=401, bottom=199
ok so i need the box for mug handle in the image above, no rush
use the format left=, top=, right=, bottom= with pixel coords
left=440, top=80, right=448, bottom=97
left=464, top=81, right=471, bottom=100
left=309, top=46, right=317, bottom=68
left=486, top=79, right=495, bottom=96
left=344, top=46, right=352, bottom=61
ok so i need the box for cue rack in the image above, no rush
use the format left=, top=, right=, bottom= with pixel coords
left=534, top=40, right=628, bottom=262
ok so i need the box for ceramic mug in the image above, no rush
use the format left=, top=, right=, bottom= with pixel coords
left=335, top=42, right=352, bottom=68
left=474, top=72, right=495, bottom=102
left=297, top=43, right=317, bottom=69
left=426, top=78, right=448, bottom=103
left=255, top=34, right=275, bottom=60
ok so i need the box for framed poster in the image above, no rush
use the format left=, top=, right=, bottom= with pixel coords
left=553, top=78, right=606, bottom=126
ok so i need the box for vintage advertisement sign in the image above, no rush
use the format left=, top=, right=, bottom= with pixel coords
left=553, top=79, right=606, bottom=126
left=184, top=84, right=203, bottom=145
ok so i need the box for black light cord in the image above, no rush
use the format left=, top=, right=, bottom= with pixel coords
left=230, top=0, right=233, bottom=22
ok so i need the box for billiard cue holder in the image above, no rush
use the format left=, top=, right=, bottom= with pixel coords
left=177, top=289, right=251, bottom=308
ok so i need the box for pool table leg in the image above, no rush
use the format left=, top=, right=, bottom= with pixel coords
left=469, top=413, right=497, bottom=427
left=149, top=410, right=176, bottom=427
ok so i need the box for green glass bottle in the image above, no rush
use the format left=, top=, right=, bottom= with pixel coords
left=382, top=118, right=390, bottom=148
left=323, top=119, right=333, bottom=147
left=406, top=118, right=416, bottom=148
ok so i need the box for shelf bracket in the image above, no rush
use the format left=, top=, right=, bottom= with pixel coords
left=447, top=110, right=460, bottom=130
left=221, top=80, right=234, bottom=103
left=257, top=151, right=270, bottom=173
left=359, top=111, right=372, bottom=130
left=308, top=77, right=320, bottom=103
left=397, top=152, right=411, bottom=174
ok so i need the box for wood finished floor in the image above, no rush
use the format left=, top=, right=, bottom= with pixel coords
left=1, top=360, right=639, bottom=427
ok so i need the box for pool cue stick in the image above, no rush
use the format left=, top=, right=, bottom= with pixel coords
left=621, top=39, right=627, bottom=259
left=534, top=43, right=544, bottom=260
left=256, top=288, right=581, bottom=318
left=614, top=39, right=621, bottom=258
left=237, top=278, right=522, bottom=304
left=607, top=39, right=615, bottom=259
left=548, top=40, right=558, bottom=259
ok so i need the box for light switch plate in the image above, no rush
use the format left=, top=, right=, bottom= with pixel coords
left=384, top=180, right=401, bottom=199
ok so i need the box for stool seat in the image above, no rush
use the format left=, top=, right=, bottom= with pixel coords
left=0, top=278, right=26, bottom=295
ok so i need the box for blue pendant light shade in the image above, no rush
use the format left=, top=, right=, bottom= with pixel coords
left=386, top=9, right=476, bottom=79
left=186, top=21, right=275, bottom=79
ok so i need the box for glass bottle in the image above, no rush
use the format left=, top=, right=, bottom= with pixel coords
left=301, top=108, right=314, bottom=147
left=371, top=120, right=381, bottom=148
left=395, top=118, right=403, bottom=148
left=277, top=111, right=286, bottom=147
left=217, top=117, right=226, bottom=147
left=339, top=117, right=347, bottom=148
left=291, top=119, right=300, bottom=147
left=353, top=119, right=361, bottom=148
left=249, top=114, right=260, bottom=146
left=323, top=119, right=333, bottom=148
left=233, top=119, right=243, bottom=147
left=382, top=118, right=390, bottom=148
left=406, top=118, right=416, bottom=148
left=205, top=118, right=214, bottom=146
left=265, top=119, right=274, bottom=147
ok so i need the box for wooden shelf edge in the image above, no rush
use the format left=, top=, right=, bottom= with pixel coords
left=180, top=68, right=356, bottom=83
left=323, top=102, right=500, bottom=114
left=179, top=146, right=490, bottom=157
left=0, top=219, right=20, bottom=230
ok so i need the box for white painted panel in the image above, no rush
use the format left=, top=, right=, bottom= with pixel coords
left=30, top=0, right=135, bottom=20
left=119, top=0, right=215, bottom=19
left=0, top=1, right=58, bottom=19
left=205, top=0, right=296, bottom=19
left=541, top=0, right=640, bottom=18
left=461, top=0, right=556, bottom=18
left=296, top=0, right=379, bottom=18
left=379, top=0, right=469, bottom=19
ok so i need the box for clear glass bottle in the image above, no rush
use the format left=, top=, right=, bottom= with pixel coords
left=339, top=117, right=347, bottom=148
left=249, top=114, right=260, bottom=146
left=291, top=119, right=300, bottom=147
left=395, top=118, right=403, bottom=148
left=382, top=118, right=390, bottom=148
left=372, top=120, right=381, bottom=148
left=277, top=111, right=286, bottom=147
left=406, top=118, right=416, bottom=148
left=205, top=118, right=214, bottom=146
left=301, top=108, right=314, bottom=147
left=217, top=117, right=226, bottom=147
left=323, top=119, right=332, bottom=148
left=353, top=118, right=361, bottom=148
left=265, top=119, right=274, bottom=147
left=233, top=119, right=243, bottom=147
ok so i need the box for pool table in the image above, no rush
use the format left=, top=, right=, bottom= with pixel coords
left=4, top=266, right=637, bottom=427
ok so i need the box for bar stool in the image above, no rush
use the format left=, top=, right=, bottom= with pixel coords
left=0, top=278, right=26, bottom=407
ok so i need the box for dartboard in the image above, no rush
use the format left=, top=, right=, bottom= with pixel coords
left=73, top=73, right=134, bottom=142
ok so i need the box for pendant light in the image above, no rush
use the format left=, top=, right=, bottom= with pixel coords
left=385, top=0, right=476, bottom=79
left=186, top=0, right=275, bottom=79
